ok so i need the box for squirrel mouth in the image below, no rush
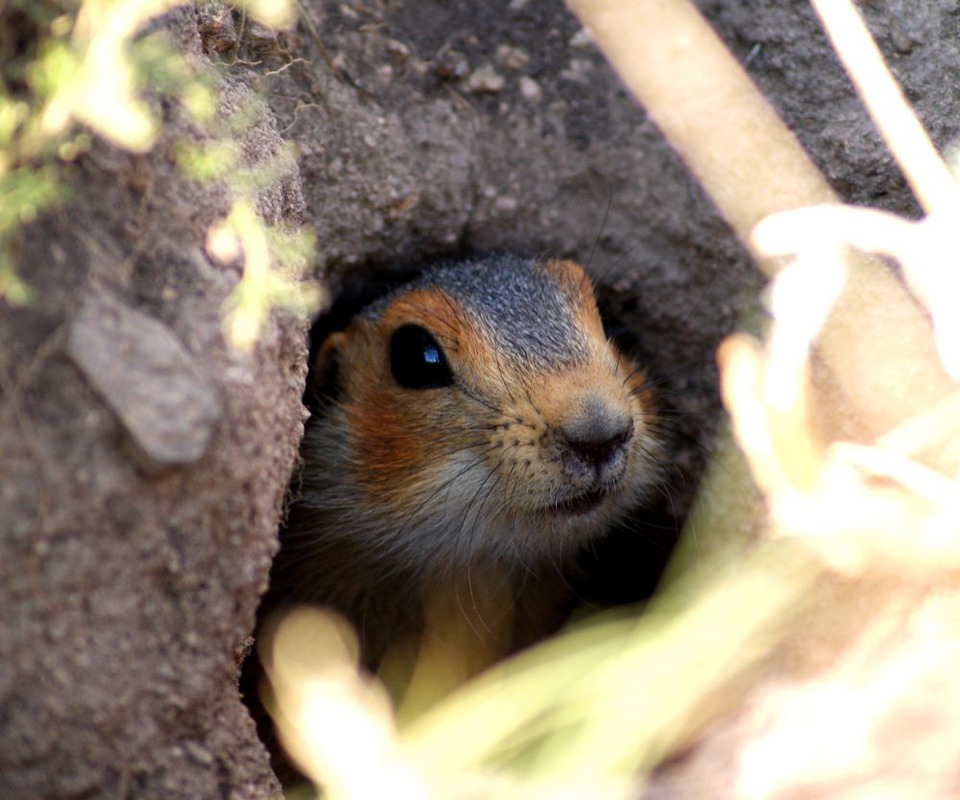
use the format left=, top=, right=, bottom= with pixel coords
left=551, top=487, right=609, bottom=516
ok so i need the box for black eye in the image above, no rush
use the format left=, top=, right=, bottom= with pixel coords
left=390, top=324, right=453, bottom=389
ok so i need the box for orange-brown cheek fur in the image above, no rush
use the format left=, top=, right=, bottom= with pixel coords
left=348, top=392, right=459, bottom=507
left=624, top=362, right=654, bottom=422
left=339, top=295, right=478, bottom=511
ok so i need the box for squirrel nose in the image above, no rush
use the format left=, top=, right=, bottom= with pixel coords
left=560, top=394, right=634, bottom=476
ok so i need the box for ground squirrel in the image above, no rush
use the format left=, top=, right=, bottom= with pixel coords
left=259, top=254, right=662, bottom=678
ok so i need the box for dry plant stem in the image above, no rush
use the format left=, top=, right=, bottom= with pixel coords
left=810, top=0, right=960, bottom=214
left=564, top=0, right=836, bottom=250
left=566, top=0, right=957, bottom=443
left=296, top=0, right=345, bottom=82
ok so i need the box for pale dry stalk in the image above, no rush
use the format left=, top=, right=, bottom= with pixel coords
left=565, top=0, right=957, bottom=448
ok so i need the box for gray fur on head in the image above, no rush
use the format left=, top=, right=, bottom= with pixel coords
left=363, top=255, right=591, bottom=369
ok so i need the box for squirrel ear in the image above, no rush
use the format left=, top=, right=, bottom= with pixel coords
left=308, top=331, right=348, bottom=405
left=544, top=259, right=594, bottom=303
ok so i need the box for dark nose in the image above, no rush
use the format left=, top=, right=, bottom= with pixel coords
left=560, top=395, right=634, bottom=475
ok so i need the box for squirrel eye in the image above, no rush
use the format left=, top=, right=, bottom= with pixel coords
left=390, top=324, right=453, bottom=389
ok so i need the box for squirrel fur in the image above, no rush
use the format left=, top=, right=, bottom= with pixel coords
left=261, top=254, right=662, bottom=675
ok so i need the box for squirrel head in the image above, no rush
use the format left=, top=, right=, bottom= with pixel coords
left=300, top=255, right=660, bottom=575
